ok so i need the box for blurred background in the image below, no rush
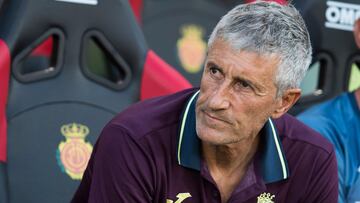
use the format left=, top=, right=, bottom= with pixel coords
left=0, top=0, right=359, bottom=202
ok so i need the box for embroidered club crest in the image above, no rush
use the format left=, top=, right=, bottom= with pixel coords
left=176, top=24, right=207, bottom=73
left=57, top=123, right=93, bottom=180
left=257, top=192, right=275, bottom=203
left=166, top=193, right=192, bottom=203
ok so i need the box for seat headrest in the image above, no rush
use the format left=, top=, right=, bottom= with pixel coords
left=294, top=0, right=359, bottom=59
left=0, top=0, right=148, bottom=64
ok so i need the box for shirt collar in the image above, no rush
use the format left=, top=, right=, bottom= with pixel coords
left=177, top=90, right=290, bottom=184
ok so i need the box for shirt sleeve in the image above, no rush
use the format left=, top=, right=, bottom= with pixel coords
left=71, top=124, right=156, bottom=203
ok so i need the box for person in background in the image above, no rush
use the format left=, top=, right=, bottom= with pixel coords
left=72, top=2, right=338, bottom=202
left=298, top=19, right=360, bottom=203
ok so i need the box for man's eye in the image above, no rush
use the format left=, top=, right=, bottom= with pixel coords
left=239, top=81, right=250, bottom=88
left=235, top=80, right=252, bottom=91
left=210, top=67, right=219, bottom=75
left=208, top=66, right=224, bottom=81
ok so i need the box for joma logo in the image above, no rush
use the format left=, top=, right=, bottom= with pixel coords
left=166, top=193, right=192, bottom=203
left=325, top=1, right=360, bottom=31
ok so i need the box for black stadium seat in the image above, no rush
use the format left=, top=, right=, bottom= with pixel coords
left=141, top=0, right=246, bottom=86
left=0, top=0, right=190, bottom=202
left=0, top=1, right=8, bottom=201
left=291, top=0, right=360, bottom=114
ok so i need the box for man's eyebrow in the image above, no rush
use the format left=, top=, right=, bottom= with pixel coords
left=233, top=76, right=256, bottom=88
left=206, top=61, right=224, bottom=73
left=206, top=61, right=266, bottom=95
left=233, top=75, right=266, bottom=95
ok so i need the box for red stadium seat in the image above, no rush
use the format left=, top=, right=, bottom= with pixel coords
left=0, top=0, right=190, bottom=202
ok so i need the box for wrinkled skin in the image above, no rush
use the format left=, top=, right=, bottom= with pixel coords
left=196, top=39, right=294, bottom=145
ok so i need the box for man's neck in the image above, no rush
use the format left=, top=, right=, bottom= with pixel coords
left=202, top=135, right=259, bottom=202
left=354, top=88, right=360, bottom=110
left=202, top=136, right=259, bottom=174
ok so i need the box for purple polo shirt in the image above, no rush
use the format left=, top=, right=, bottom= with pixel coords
left=72, top=88, right=338, bottom=202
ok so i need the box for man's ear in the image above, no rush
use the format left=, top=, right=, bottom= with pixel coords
left=271, top=88, right=301, bottom=119
left=354, top=19, right=360, bottom=48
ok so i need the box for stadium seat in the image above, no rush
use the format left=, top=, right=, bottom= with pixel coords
left=141, top=0, right=246, bottom=86
left=0, top=0, right=190, bottom=202
left=0, top=1, right=8, bottom=201
left=291, top=0, right=360, bottom=114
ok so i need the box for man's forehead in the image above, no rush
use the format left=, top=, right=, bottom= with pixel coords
left=206, top=40, right=280, bottom=72
left=207, top=39, right=280, bottom=63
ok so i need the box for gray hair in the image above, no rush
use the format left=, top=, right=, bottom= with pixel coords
left=208, top=1, right=312, bottom=97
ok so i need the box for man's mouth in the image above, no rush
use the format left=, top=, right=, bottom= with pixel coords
left=203, top=110, right=231, bottom=125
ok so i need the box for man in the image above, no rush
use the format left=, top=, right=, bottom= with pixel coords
left=298, top=19, right=360, bottom=203
left=73, top=2, right=338, bottom=202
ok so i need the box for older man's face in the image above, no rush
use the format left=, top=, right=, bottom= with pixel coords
left=195, top=39, right=281, bottom=145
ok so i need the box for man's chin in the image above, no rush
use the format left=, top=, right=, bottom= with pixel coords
left=197, top=131, right=229, bottom=145
left=196, top=122, right=232, bottom=144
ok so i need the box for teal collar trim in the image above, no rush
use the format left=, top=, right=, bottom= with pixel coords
left=177, top=90, right=201, bottom=170
left=177, top=90, right=290, bottom=183
left=260, top=118, right=290, bottom=183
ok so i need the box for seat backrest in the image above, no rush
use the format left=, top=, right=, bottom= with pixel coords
left=291, top=0, right=360, bottom=114
left=0, top=0, right=8, bottom=195
left=0, top=0, right=190, bottom=202
left=141, top=0, right=246, bottom=86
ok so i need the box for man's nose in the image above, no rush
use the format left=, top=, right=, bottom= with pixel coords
left=208, top=84, right=230, bottom=110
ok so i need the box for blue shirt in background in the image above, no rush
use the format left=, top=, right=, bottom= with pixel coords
left=298, top=92, right=360, bottom=203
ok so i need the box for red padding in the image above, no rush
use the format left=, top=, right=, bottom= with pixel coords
left=0, top=40, right=10, bottom=162
left=31, top=37, right=53, bottom=57
left=245, top=0, right=288, bottom=5
left=129, top=0, right=143, bottom=24
left=141, top=50, right=192, bottom=100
